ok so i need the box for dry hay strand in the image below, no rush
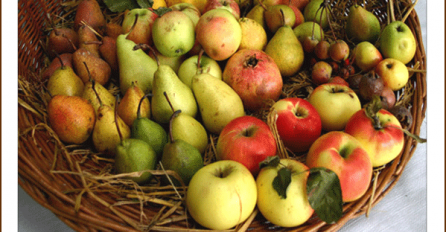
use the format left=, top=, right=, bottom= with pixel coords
left=282, top=71, right=314, bottom=99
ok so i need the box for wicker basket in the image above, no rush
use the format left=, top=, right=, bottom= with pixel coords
left=18, top=0, right=426, bottom=231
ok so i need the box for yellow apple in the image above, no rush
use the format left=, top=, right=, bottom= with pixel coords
left=165, top=0, right=208, bottom=13
left=256, top=159, right=314, bottom=227
left=186, top=160, right=257, bottom=230
left=353, top=41, right=383, bottom=72
left=374, top=58, right=409, bottom=91
left=308, top=83, right=362, bottom=131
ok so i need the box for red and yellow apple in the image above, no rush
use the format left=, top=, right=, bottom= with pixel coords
left=308, top=83, right=362, bottom=131
left=374, top=58, right=409, bottom=91
left=202, top=0, right=240, bottom=20
left=271, top=97, right=322, bottom=153
left=223, top=49, right=283, bottom=112
left=256, top=159, right=314, bottom=227
left=344, top=108, right=405, bottom=167
left=306, top=131, right=373, bottom=202
left=353, top=41, right=383, bottom=72
left=216, top=116, right=277, bottom=176
left=186, top=160, right=257, bottom=230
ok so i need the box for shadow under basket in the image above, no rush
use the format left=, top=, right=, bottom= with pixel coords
left=18, top=0, right=426, bottom=231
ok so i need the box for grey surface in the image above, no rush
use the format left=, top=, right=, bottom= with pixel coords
left=18, top=1, right=428, bottom=231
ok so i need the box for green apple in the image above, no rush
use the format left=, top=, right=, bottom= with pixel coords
left=374, top=58, right=409, bottom=91
left=196, top=9, right=242, bottom=61
left=177, top=54, right=222, bottom=88
left=186, top=160, right=257, bottom=230
left=169, top=3, right=202, bottom=29
left=303, top=0, right=331, bottom=29
left=379, top=21, right=416, bottom=64
left=293, top=21, right=324, bottom=44
left=152, top=10, right=195, bottom=57
left=353, top=41, right=383, bottom=72
left=308, top=83, right=362, bottom=131
left=256, top=158, right=314, bottom=227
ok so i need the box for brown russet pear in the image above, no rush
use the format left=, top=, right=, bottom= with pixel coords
left=105, top=22, right=123, bottom=39
left=118, top=82, right=150, bottom=127
left=74, top=0, right=106, bottom=33
left=47, top=54, right=84, bottom=97
left=78, top=24, right=101, bottom=58
left=73, top=47, right=111, bottom=85
left=92, top=96, right=131, bottom=156
left=265, top=24, right=304, bottom=77
left=47, top=95, right=95, bottom=144
left=346, top=4, right=381, bottom=43
left=47, top=27, right=79, bottom=57
left=151, top=64, right=198, bottom=124
left=191, top=73, right=245, bottom=134
left=99, top=36, right=119, bottom=73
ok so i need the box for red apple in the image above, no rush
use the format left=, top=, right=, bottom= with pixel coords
left=306, top=131, right=372, bottom=202
left=271, top=98, right=322, bottom=153
left=289, top=5, right=305, bottom=28
left=216, top=116, right=277, bottom=176
left=328, top=76, right=349, bottom=87
left=223, top=49, right=283, bottom=112
left=121, top=8, right=158, bottom=46
left=202, top=0, right=240, bottom=20
left=344, top=108, right=404, bottom=167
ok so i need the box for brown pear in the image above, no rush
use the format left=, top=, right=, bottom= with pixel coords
left=74, top=0, right=106, bottom=33
left=99, top=36, right=118, bottom=73
left=47, top=27, right=79, bottom=57
left=47, top=95, right=95, bottom=144
left=78, top=24, right=101, bottom=57
left=105, top=22, right=123, bottom=39
left=118, top=83, right=150, bottom=127
left=73, top=47, right=111, bottom=85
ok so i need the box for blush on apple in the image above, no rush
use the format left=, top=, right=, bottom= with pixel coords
left=216, top=115, right=277, bottom=176
left=271, top=98, right=322, bottom=153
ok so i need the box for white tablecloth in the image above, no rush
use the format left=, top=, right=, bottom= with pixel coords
left=16, top=0, right=430, bottom=231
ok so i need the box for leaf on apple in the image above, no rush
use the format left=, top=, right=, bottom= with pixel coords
left=306, top=167, right=343, bottom=224
left=272, top=167, right=292, bottom=199
left=103, top=0, right=153, bottom=13
left=152, top=7, right=173, bottom=17
left=259, top=155, right=280, bottom=170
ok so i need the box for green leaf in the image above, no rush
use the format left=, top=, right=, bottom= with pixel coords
left=136, top=0, right=154, bottom=8
left=272, top=167, right=292, bottom=199
left=103, top=0, right=139, bottom=12
left=259, top=155, right=280, bottom=170
left=152, top=7, right=172, bottom=17
left=307, top=167, right=343, bottom=224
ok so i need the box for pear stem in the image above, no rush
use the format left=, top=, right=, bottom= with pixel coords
left=54, top=51, right=65, bottom=70
left=256, top=0, right=267, bottom=10
left=85, top=62, right=102, bottom=107
left=168, top=110, right=182, bottom=143
left=197, top=49, right=205, bottom=74
left=279, top=9, right=285, bottom=28
left=115, top=95, right=124, bottom=143
left=137, top=92, right=151, bottom=119
left=163, top=91, right=176, bottom=113
left=126, top=14, right=139, bottom=40
left=134, top=44, right=160, bottom=66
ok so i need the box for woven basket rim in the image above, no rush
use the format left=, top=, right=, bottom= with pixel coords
left=18, top=0, right=427, bottom=231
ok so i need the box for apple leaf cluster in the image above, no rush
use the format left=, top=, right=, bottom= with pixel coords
left=103, top=0, right=154, bottom=12
left=272, top=167, right=292, bottom=199
left=307, top=167, right=343, bottom=224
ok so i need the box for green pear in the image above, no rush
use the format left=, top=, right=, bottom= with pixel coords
left=246, top=5, right=267, bottom=29
left=264, top=5, right=296, bottom=33
left=346, top=5, right=381, bottom=43
left=293, top=21, right=324, bottom=44
left=82, top=78, right=115, bottom=115
left=303, top=0, right=331, bottom=29
left=131, top=94, right=168, bottom=159
left=160, top=110, right=204, bottom=186
left=151, top=64, right=197, bottom=124
left=379, top=21, right=416, bottom=64
left=116, top=33, right=158, bottom=94
left=47, top=54, right=84, bottom=97
left=114, top=138, right=157, bottom=184
left=164, top=92, right=208, bottom=154
left=152, top=10, right=195, bottom=57
left=148, top=48, right=186, bottom=73
left=191, top=73, right=245, bottom=134
left=265, top=25, right=304, bottom=77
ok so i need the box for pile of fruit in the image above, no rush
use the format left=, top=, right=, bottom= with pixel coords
left=33, top=0, right=425, bottom=230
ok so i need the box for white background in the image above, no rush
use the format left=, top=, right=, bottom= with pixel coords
left=7, top=0, right=443, bottom=231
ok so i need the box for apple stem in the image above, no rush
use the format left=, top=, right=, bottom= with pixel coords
left=168, top=110, right=182, bottom=143
left=163, top=91, right=176, bottom=113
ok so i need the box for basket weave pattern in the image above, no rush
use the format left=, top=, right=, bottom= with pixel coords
left=18, top=0, right=426, bottom=231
